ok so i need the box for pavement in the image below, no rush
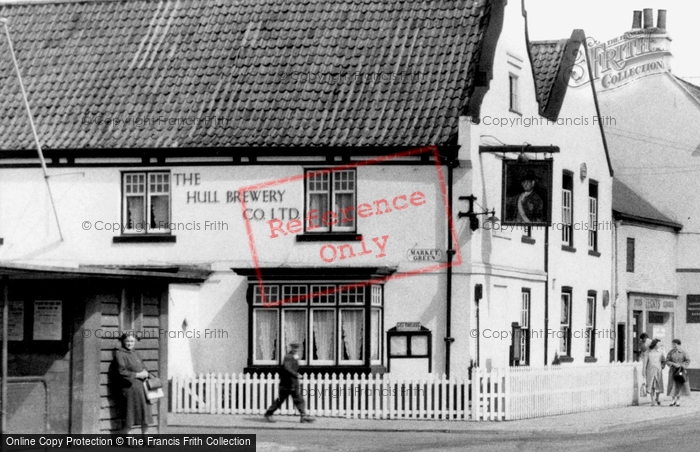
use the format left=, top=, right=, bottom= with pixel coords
left=168, top=393, right=700, bottom=435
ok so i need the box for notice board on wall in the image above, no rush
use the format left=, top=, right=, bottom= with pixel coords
left=687, top=295, right=700, bottom=324
left=32, top=300, right=62, bottom=341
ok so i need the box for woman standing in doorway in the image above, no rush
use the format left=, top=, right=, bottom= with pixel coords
left=667, top=339, right=691, bottom=406
left=642, top=338, right=665, bottom=406
left=113, top=332, right=153, bottom=435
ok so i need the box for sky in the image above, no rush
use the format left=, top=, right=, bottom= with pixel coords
left=525, top=0, right=700, bottom=83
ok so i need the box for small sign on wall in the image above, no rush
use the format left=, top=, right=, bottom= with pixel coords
left=406, top=249, right=443, bottom=262
left=687, top=295, right=700, bottom=323
left=7, top=300, right=24, bottom=341
left=32, top=300, right=62, bottom=341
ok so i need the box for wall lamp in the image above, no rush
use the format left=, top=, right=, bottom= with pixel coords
left=458, top=195, right=497, bottom=231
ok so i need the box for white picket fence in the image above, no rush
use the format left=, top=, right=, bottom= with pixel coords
left=169, top=362, right=640, bottom=421
left=170, top=372, right=473, bottom=420
left=504, top=362, right=640, bottom=420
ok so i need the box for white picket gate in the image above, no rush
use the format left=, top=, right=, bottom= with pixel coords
left=170, top=372, right=471, bottom=420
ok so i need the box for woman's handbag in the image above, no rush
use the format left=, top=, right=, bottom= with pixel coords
left=146, top=375, right=163, bottom=390
left=639, top=382, right=647, bottom=398
left=144, top=375, right=164, bottom=403
left=673, top=366, right=686, bottom=384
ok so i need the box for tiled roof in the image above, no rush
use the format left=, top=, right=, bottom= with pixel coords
left=612, top=179, right=682, bottom=230
left=528, top=30, right=583, bottom=120
left=0, top=0, right=492, bottom=151
left=529, top=39, right=567, bottom=112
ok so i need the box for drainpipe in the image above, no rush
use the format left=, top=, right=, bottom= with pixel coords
left=445, top=162, right=455, bottom=378
left=544, top=227, right=549, bottom=365
left=1, top=277, right=8, bottom=434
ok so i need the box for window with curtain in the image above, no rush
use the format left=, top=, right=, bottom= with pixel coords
left=340, top=309, right=363, bottom=363
left=254, top=310, right=278, bottom=363
left=251, top=283, right=383, bottom=368
left=283, top=310, right=306, bottom=361
left=123, top=171, right=170, bottom=234
left=560, top=290, right=572, bottom=356
left=305, top=169, right=356, bottom=232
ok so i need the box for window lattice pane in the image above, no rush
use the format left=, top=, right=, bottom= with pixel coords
left=334, top=170, right=355, bottom=192
left=340, top=286, right=364, bottom=305
left=253, top=285, right=279, bottom=305
left=310, top=285, right=336, bottom=305
left=282, top=285, right=308, bottom=304
left=562, top=189, right=572, bottom=243
left=521, top=292, right=530, bottom=328
left=371, top=285, right=382, bottom=306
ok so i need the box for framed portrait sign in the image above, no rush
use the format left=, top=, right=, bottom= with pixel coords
left=501, top=160, right=553, bottom=226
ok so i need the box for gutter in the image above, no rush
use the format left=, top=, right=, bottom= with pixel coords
left=445, top=162, right=456, bottom=378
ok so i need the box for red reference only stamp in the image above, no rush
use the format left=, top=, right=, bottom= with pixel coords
left=239, top=145, right=461, bottom=307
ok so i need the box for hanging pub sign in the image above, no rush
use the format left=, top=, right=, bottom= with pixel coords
left=501, top=160, right=553, bottom=226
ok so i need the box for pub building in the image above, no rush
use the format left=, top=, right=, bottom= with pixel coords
left=0, top=0, right=618, bottom=433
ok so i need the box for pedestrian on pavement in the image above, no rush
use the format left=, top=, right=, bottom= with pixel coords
left=112, top=332, right=153, bottom=436
left=264, top=343, right=315, bottom=423
left=666, top=339, right=691, bottom=406
left=642, top=338, right=665, bottom=406
left=638, top=333, right=651, bottom=362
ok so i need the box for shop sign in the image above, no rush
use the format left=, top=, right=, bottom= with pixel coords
left=396, top=322, right=421, bottom=332
left=687, top=295, right=700, bottom=324
left=630, top=295, right=675, bottom=312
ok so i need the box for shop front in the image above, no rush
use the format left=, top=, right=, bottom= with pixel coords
left=629, top=292, right=677, bottom=360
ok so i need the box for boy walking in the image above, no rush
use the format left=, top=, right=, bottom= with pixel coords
left=264, top=343, right=315, bottom=423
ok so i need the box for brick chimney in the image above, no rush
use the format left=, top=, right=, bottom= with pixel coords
left=626, top=8, right=672, bottom=60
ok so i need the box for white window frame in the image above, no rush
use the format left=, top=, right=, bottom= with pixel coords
left=562, top=173, right=573, bottom=245
left=122, top=171, right=171, bottom=234
left=305, top=169, right=356, bottom=233
left=250, top=283, right=382, bottom=368
left=520, top=290, right=530, bottom=365
left=371, top=308, right=382, bottom=364
left=560, top=292, right=571, bottom=356
left=509, top=73, right=520, bottom=114
left=282, top=309, right=308, bottom=365
left=586, top=295, right=596, bottom=356
left=588, top=182, right=598, bottom=251
left=253, top=309, right=278, bottom=365
left=310, top=308, right=336, bottom=365
left=339, top=308, right=364, bottom=365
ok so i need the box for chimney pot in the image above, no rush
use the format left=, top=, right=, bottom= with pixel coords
left=643, top=8, right=653, bottom=28
left=657, top=9, right=667, bottom=30
left=632, top=10, right=642, bottom=29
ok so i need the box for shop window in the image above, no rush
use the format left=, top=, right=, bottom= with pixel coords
left=562, top=171, right=573, bottom=247
left=250, top=283, right=382, bottom=368
left=520, top=289, right=531, bottom=365
left=626, top=238, right=635, bottom=272
left=586, top=291, right=597, bottom=359
left=588, top=181, right=598, bottom=252
left=122, top=171, right=171, bottom=234
left=305, top=169, right=356, bottom=233
left=560, top=289, right=572, bottom=357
